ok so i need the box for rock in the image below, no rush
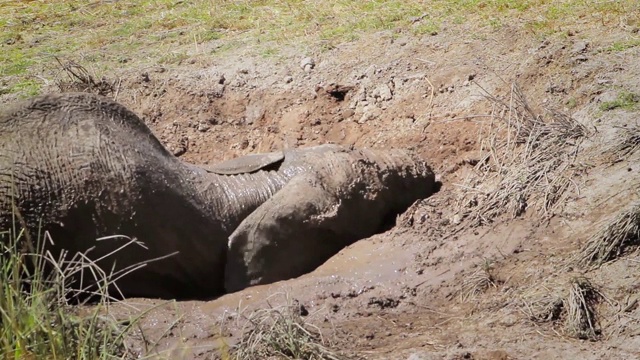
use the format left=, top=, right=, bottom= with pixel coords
left=244, top=102, right=265, bottom=125
left=373, top=83, right=393, bottom=101
left=358, top=105, right=381, bottom=124
left=197, top=123, right=210, bottom=132
left=573, top=55, right=588, bottom=63
left=571, top=41, right=589, bottom=54
left=300, top=57, right=315, bottom=72
left=284, top=75, right=293, bottom=84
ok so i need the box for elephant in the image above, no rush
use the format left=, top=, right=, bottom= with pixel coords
left=0, top=92, right=437, bottom=299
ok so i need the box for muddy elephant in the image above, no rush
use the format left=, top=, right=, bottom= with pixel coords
left=0, top=92, right=436, bottom=299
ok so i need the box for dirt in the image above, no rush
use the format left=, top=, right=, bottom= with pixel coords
left=6, top=15, right=640, bottom=360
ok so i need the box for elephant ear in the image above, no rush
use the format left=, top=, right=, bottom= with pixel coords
left=204, top=150, right=285, bottom=175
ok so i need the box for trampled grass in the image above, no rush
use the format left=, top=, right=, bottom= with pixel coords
left=1, top=0, right=638, bottom=97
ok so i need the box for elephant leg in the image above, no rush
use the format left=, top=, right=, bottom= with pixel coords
left=224, top=172, right=391, bottom=293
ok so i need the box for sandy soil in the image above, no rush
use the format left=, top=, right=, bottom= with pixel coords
left=10, top=16, right=640, bottom=359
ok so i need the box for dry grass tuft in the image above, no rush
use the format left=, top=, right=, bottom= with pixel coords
left=575, top=201, right=640, bottom=267
left=455, top=83, right=589, bottom=227
left=520, top=276, right=603, bottom=340
left=459, top=261, right=497, bottom=301
left=55, top=58, right=115, bottom=97
left=522, top=293, right=565, bottom=324
left=565, top=277, right=602, bottom=340
left=602, top=123, right=640, bottom=164
left=231, top=296, right=342, bottom=360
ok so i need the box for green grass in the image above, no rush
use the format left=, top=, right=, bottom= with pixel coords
left=604, top=37, right=640, bottom=52
left=1, top=0, right=638, bottom=97
left=599, top=91, right=639, bottom=111
left=0, top=227, right=136, bottom=359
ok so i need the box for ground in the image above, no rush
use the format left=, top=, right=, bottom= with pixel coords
left=2, top=2, right=640, bottom=359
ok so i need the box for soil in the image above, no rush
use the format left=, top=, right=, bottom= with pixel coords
left=6, top=15, right=640, bottom=360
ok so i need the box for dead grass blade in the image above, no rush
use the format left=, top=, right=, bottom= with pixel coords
left=575, top=201, right=640, bottom=267
left=565, top=277, right=601, bottom=340
left=601, top=123, right=640, bottom=164
left=231, top=294, right=342, bottom=360
left=455, top=82, right=589, bottom=227
left=519, top=276, right=603, bottom=340
left=459, top=261, right=497, bottom=301
left=55, top=57, right=114, bottom=96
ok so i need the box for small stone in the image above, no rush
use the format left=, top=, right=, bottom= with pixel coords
left=573, top=55, right=588, bottom=63
left=300, top=57, right=315, bottom=71
left=571, top=41, right=589, bottom=54
left=284, top=75, right=293, bottom=83
left=197, top=123, right=210, bottom=132
left=374, top=84, right=393, bottom=101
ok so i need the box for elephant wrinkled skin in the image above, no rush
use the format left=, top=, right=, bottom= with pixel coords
left=0, top=92, right=436, bottom=299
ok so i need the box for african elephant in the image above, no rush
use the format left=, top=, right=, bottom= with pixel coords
left=0, top=92, right=436, bottom=299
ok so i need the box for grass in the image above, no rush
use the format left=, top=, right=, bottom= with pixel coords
left=565, top=277, right=601, bottom=340
left=0, top=226, right=140, bottom=359
left=1, top=0, right=638, bottom=97
left=599, top=91, right=640, bottom=112
left=603, top=37, right=640, bottom=52
left=520, top=276, right=602, bottom=340
left=454, top=82, right=590, bottom=227
left=227, top=295, right=342, bottom=360
left=459, top=260, right=497, bottom=301
left=575, top=201, right=640, bottom=267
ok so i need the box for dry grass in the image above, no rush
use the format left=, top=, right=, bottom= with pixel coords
left=601, top=123, right=640, bottom=164
left=575, top=201, right=640, bottom=267
left=228, top=295, right=342, bottom=360
left=459, top=261, right=497, bottom=301
left=520, top=276, right=602, bottom=340
left=454, top=83, right=590, bottom=227
left=565, top=277, right=601, bottom=340
left=55, top=58, right=115, bottom=97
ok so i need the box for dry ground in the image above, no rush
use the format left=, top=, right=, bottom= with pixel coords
left=3, top=1, right=640, bottom=359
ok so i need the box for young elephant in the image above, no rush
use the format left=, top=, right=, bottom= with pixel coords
left=0, top=92, right=436, bottom=299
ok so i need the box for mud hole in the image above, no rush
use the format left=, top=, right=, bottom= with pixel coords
left=40, top=23, right=640, bottom=359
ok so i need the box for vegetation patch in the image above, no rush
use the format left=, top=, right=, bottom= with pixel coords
left=599, top=91, right=640, bottom=112
left=1, top=0, right=638, bottom=97
left=575, top=201, right=640, bottom=267
left=521, top=276, right=603, bottom=340
left=454, top=83, right=590, bottom=227
left=229, top=296, right=342, bottom=360
left=459, top=260, right=498, bottom=301
left=603, top=37, right=640, bottom=52
left=0, top=228, right=138, bottom=359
